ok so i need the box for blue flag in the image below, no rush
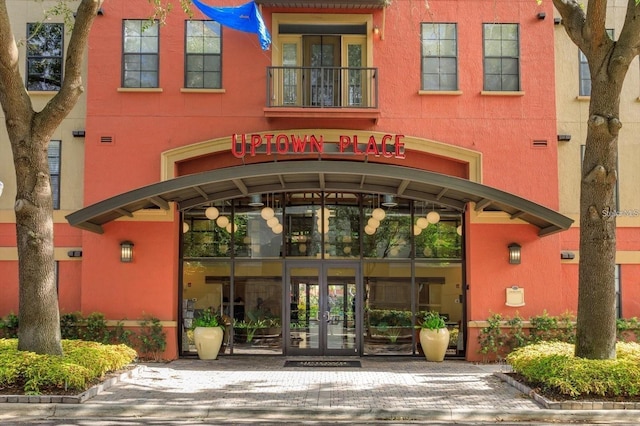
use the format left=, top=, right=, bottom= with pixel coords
left=191, top=0, right=271, bottom=50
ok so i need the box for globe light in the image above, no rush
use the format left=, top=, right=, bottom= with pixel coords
left=267, top=216, right=279, bottom=228
left=390, top=247, right=399, bottom=256
left=225, top=223, right=236, bottom=233
left=456, top=225, right=463, bottom=236
left=416, top=217, right=428, bottom=229
left=371, top=208, right=386, bottom=221
left=272, top=223, right=283, bottom=234
left=243, top=236, right=251, bottom=244
left=413, top=225, right=422, bottom=236
left=343, top=246, right=352, bottom=254
left=260, top=206, right=275, bottom=220
left=182, top=222, right=190, bottom=233
left=427, top=210, right=441, bottom=224
left=219, top=244, right=228, bottom=254
left=205, top=206, right=219, bottom=220
left=423, top=246, right=433, bottom=257
left=216, top=215, right=229, bottom=228
left=364, top=225, right=376, bottom=235
left=298, top=244, right=307, bottom=253
left=367, top=217, right=380, bottom=228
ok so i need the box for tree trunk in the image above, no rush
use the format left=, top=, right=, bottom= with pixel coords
left=575, top=85, right=619, bottom=359
left=14, top=130, right=63, bottom=355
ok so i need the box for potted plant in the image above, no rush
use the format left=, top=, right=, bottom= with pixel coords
left=418, top=311, right=450, bottom=362
left=192, top=308, right=224, bottom=360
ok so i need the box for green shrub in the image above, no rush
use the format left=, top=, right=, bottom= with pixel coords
left=0, top=338, right=137, bottom=395
left=82, top=312, right=111, bottom=344
left=137, top=316, right=166, bottom=361
left=0, top=313, right=19, bottom=338
left=507, top=341, right=640, bottom=398
left=60, top=312, right=83, bottom=339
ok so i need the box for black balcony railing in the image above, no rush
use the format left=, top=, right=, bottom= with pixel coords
left=266, top=66, right=378, bottom=109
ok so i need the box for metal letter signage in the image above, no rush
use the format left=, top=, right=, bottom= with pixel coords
left=232, top=133, right=405, bottom=159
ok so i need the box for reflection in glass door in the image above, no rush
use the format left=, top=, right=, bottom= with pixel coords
left=286, top=263, right=359, bottom=356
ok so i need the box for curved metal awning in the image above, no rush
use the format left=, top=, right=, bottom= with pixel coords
left=65, top=161, right=573, bottom=236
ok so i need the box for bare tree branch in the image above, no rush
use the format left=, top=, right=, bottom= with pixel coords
left=36, top=0, right=103, bottom=134
left=0, top=0, right=33, bottom=124
left=552, top=0, right=588, bottom=52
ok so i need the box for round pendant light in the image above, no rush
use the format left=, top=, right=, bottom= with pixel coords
left=371, top=207, right=386, bottom=221
left=364, top=225, right=376, bottom=235
left=205, top=206, right=219, bottom=220
left=416, top=217, right=428, bottom=229
left=260, top=206, right=275, bottom=220
left=267, top=216, right=279, bottom=228
left=427, top=210, right=441, bottom=224
left=216, top=215, right=229, bottom=228
left=367, top=217, right=380, bottom=229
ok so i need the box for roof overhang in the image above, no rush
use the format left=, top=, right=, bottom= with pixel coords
left=66, top=161, right=573, bottom=236
left=255, top=0, right=389, bottom=9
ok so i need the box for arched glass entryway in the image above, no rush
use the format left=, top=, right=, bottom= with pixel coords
left=180, top=192, right=464, bottom=357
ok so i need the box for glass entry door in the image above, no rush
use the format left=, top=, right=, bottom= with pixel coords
left=286, top=262, right=360, bottom=356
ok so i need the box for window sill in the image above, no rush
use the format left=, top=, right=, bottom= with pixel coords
left=117, top=87, right=163, bottom=93
left=27, top=91, right=57, bottom=96
left=576, top=95, right=590, bottom=101
left=418, top=90, right=462, bottom=96
left=180, top=88, right=226, bottom=94
left=480, top=91, right=525, bottom=96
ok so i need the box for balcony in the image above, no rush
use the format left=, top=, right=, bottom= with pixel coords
left=265, top=66, right=380, bottom=122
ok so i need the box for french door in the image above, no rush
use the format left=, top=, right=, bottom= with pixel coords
left=286, top=262, right=360, bottom=356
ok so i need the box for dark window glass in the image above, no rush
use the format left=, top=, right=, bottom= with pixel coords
left=421, top=23, right=457, bottom=91
left=26, top=23, right=63, bottom=91
left=483, top=24, right=519, bottom=91
left=123, top=20, right=159, bottom=88
left=48, top=140, right=61, bottom=209
left=185, top=21, right=222, bottom=89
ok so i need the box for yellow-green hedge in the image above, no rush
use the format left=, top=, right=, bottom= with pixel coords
left=0, top=338, right=137, bottom=395
left=507, top=341, right=640, bottom=397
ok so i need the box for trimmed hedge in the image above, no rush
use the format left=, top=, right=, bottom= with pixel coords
left=0, top=339, right=137, bottom=395
left=507, top=341, right=640, bottom=398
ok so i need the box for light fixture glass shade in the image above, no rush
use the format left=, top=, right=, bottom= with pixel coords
left=216, top=215, right=229, bottom=228
left=381, top=195, right=397, bottom=207
left=371, top=208, right=386, bottom=221
left=260, top=206, right=275, bottom=220
left=416, top=217, right=428, bottom=229
left=120, top=241, right=134, bottom=262
left=205, top=206, right=219, bottom=220
left=413, top=225, right=422, bottom=236
left=225, top=222, right=236, bottom=233
left=267, top=216, right=279, bottom=228
left=364, top=225, right=376, bottom=235
left=456, top=225, right=463, bottom=236
left=298, top=244, right=307, bottom=253
left=423, top=246, right=433, bottom=257
left=248, top=194, right=264, bottom=206
left=272, top=223, right=283, bottom=234
left=219, top=244, right=228, bottom=254
left=508, top=243, right=521, bottom=264
left=427, top=211, right=440, bottom=224
left=182, top=222, right=189, bottom=233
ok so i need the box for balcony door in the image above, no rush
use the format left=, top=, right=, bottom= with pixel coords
left=277, top=32, right=367, bottom=108
left=286, top=262, right=360, bottom=356
left=304, top=36, right=340, bottom=106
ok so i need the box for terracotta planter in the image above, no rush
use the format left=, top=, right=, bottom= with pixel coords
left=194, top=326, right=224, bottom=360
left=419, top=328, right=450, bottom=362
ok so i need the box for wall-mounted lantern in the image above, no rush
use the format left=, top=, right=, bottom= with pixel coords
left=508, top=243, right=521, bottom=264
left=120, top=241, right=134, bottom=263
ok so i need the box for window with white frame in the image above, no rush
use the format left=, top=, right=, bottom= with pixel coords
left=421, top=23, right=457, bottom=91
left=185, top=21, right=222, bottom=89
left=122, top=20, right=159, bottom=88
left=483, top=23, right=519, bottom=91
left=48, top=140, right=61, bottom=210
left=26, top=23, right=64, bottom=91
left=579, top=29, right=614, bottom=96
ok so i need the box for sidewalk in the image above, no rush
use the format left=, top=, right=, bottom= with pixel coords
left=1, top=357, right=638, bottom=423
